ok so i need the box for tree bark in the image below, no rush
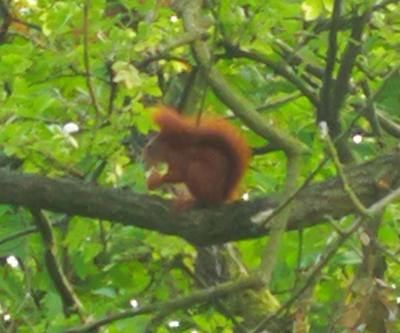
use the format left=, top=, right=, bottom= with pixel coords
left=1, top=151, right=400, bottom=246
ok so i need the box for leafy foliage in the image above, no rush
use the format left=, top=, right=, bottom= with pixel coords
left=0, top=0, right=400, bottom=332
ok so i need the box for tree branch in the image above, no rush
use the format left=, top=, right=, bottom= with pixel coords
left=259, top=154, right=301, bottom=285
left=331, top=10, right=370, bottom=125
left=223, top=46, right=319, bottom=108
left=1, top=151, right=400, bottom=246
left=63, top=276, right=263, bottom=333
left=253, top=217, right=363, bottom=333
left=30, top=209, right=83, bottom=317
left=179, top=1, right=306, bottom=156
left=318, top=0, right=342, bottom=124
left=0, top=0, right=12, bottom=44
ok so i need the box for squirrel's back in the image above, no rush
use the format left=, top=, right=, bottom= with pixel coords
left=151, top=107, right=251, bottom=200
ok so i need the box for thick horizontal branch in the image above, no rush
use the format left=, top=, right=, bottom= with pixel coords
left=1, top=151, right=400, bottom=246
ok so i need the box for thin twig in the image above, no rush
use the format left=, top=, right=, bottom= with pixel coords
left=368, top=185, right=400, bottom=213
left=82, top=0, right=100, bottom=117
left=63, top=276, right=262, bottom=333
left=365, top=63, right=400, bottom=108
left=0, top=219, right=67, bottom=247
left=224, top=46, right=319, bottom=107
left=11, top=17, right=42, bottom=32
left=259, top=155, right=301, bottom=285
left=176, top=256, right=248, bottom=332
left=253, top=183, right=400, bottom=332
left=359, top=81, right=382, bottom=137
left=274, top=39, right=324, bottom=79
left=182, top=0, right=308, bottom=157
left=322, top=131, right=369, bottom=216
left=253, top=218, right=363, bottom=333
left=30, top=209, right=83, bottom=318
left=256, top=92, right=302, bottom=113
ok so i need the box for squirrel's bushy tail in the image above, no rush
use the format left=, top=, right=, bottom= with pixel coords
left=151, top=107, right=191, bottom=132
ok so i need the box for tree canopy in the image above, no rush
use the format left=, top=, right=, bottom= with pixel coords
left=1, top=0, right=400, bottom=332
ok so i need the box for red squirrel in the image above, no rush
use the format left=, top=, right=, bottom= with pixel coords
left=142, top=107, right=251, bottom=211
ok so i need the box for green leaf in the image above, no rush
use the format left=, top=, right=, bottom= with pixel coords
left=42, top=292, right=63, bottom=319
left=302, top=0, right=323, bottom=20
left=0, top=205, right=11, bottom=219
